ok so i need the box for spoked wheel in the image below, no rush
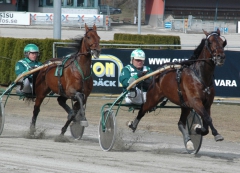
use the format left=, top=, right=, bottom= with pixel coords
left=70, top=122, right=85, bottom=140
left=0, top=99, right=5, bottom=135
left=185, top=110, right=203, bottom=154
left=98, top=110, right=116, bottom=151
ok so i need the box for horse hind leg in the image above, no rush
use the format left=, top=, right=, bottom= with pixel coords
left=61, top=116, right=75, bottom=135
left=30, top=95, right=45, bottom=135
left=128, top=88, right=163, bottom=132
left=57, top=96, right=76, bottom=135
left=57, top=96, right=75, bottom=120
left=30, top=104, right=40, bottom=135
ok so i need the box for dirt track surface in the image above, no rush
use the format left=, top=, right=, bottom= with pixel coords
left=0, top=96, right=240, bottom=173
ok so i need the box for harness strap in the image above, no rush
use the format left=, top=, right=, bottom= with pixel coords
left=189, top=67, right=214, bottom=94
left=57, top=65, right=65, bottom=95
left=56, top=57, right=70, bottom=96
left=176, top=68, right=189, bottom=108
left=74, top=60, right=92, bottom=80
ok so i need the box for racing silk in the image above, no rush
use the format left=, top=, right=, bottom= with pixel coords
left=119, top=64, right=152, bottom=92
left=15, top=57, right=42, bottom=78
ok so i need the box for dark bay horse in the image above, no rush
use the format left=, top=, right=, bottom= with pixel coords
left=31, top=24, right=101, bottom=135
left=128, top=29, right=227, bottom=150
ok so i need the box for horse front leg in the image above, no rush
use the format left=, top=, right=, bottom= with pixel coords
left=74, top=92, right=88, bottom=127
left=194, top=103, right=224, bottom=141
left=204, top=107, right=223, bottom=141
left=177, top=108, right=195, bottom=151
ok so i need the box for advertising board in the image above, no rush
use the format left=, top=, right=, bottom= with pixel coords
left=0, top=12, right=30, bottom=25
left=57, top=48, right=240, bottom=97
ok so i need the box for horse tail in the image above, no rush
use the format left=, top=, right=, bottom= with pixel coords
left=32, top=71, right=40, bottom=96
left=24, top=97, right=36, bottom=103
left=147, top=76, right=155, bottom=91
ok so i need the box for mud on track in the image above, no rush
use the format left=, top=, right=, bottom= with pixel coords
left=0, top=96, right=240, bottom=173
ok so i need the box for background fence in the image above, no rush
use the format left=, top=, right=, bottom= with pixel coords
left=169, top=19, right=237, bottom=34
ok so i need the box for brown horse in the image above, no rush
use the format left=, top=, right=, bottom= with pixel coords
left=128, top=29, right=227, bottom=150
left=31, top=24, right=101, bottom=135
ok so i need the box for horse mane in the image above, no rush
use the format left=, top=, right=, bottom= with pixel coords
left=189, top=39, right=205, bottom=60
left=68, top=36, right=84, bottom=57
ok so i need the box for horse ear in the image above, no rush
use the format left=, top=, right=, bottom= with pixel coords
left=85, top=23, right=89, bottom=31
left=223, top=40, right=227, bottom=47
left=93, top=24, right=97, bottom=31
left=216, top=28, right=221, bottom=35
left=202, top=29, right=209, bottom=37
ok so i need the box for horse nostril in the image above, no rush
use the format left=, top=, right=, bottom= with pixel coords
left=220, top=54, right=225, bottom=59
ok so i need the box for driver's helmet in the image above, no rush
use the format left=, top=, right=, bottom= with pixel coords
left=130, top=49, right=145, bottom=64
left=24, top=44, right=39, bottom=57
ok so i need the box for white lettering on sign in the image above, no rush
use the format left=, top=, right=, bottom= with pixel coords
left=214, top=79, right=237, bottom=87
left=93, top=78, right=116, bottom=87
left=148, top=58, right=188, bottom=65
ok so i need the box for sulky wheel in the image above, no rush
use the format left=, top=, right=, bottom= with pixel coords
left=185, top=110, right=203, bottom=154
left=0, top=99, right=5, bottom=135
left=98, top=110, right=116, bottom=151
left=70, top=122, right=85, bottom=140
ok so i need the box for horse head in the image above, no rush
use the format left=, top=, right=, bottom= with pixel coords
left=84, top=23, right=101, bottom=59
left=203, top=28, right=227, bottom=66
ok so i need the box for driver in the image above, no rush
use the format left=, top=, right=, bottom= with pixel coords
left=15, top=44, right=42, bottom=94
left=119, top=49, right=152, bottom=105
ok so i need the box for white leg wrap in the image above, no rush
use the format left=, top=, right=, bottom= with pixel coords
left=22, top=78, right=32, bottom=93
left=186, top=140, right=195, bottom=151
left=80, top=120, right=88, bottom=127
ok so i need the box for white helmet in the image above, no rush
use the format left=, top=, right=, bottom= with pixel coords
left=130, top=49, right=145, bottom=64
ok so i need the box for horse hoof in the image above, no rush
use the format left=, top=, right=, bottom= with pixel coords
left=215, top=134, right=224, bottom=141
left=29, top=123, right=36, bottom=135
left=127, top=121, right=136, bottom=132
left=193, top=124, right=201, bottom=131
left=80, top=120, right=88, bottom=127
left=186, top=140, right=195, bottom=151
